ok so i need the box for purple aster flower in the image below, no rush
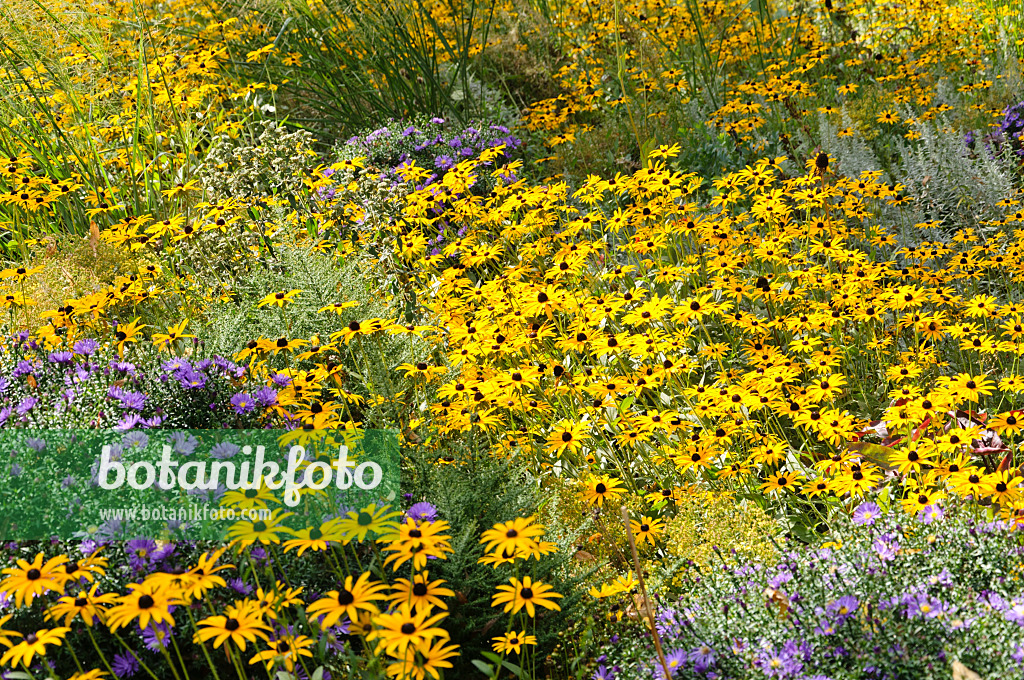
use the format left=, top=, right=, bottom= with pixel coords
left=254, top=386, right=278, bottom=407
left=1006, top=602, right=1024, bottom=626
left=827, top=595, right=860, bottom=620
left=907, top=593, right=946, bottom=619
left=115, top=413, right=143, bottom=430
left=73, top=338, right=100, bottom=356
left=430, top=117, right=445, bottom=124
left=169, top=431, right=198, bottom=455
left=407, top=502, right=437, bottom=522
left=143, top=622, right=172, bottom=651
left=230, top=392, right=255, bottom=414
left=229, top=578, right=253, bottom=595
left=434, top=155, right=454, bottom=170
left=872, top=534, right=899, bottom=562
left=162, top=358, right=191, bottom=374
left=689, top=642, right=716, bottom=672
left=122, top=432, right=149, bottom=449
left=112, top=652, right=139, bottom=678
left=592, top=665, right=615, bottom=680
left=111, top=360, right=136, bottom=374
left=25, top=438, right=46, bottom=452
left=178, top=369, right=207, bottom=389
left=118, top=391, right=148, bottom=411
left=852, top=502, right=881, bottom=526
left=210, top=442, right=239, bottom=460
left=919, top=504, right=944, bottom=524
left=15, top=397, right=37, bottom=415
left=48, top=351, right=73, bottom=364
left=12, top=360, right=36, bottom=378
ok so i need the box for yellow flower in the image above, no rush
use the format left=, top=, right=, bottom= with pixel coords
left=581, top=475, right=626, bottom=506
left=491, top=630, right=537, bottom=655
left=1, top=627, right=69, bottom=669
left=491, top=576, right=563, bottom=617
left=258, top=289, right=303, bottom=308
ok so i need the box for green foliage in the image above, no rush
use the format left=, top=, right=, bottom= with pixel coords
left=225, top=0, right=503, bottom=139
left=402, top=448, right=599, bottom=675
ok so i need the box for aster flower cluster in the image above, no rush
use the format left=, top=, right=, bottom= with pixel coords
left=602, top=504, right=1024, bottom=679
left=339, top=116, right=523, bottom=190
left=0, top=333, right=278, bottom=430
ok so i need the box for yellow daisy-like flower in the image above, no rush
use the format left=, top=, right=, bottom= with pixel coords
left=580, top=475, right=626, bottom=506
left=491, top=576, right=563, bottom=617
left=491, top=630, right=537, bottom=655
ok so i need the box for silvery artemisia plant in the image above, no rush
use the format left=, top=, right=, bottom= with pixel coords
left=602, top=504, right=1024, bottom=680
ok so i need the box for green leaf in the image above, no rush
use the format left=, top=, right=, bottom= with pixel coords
left=472, top=660, right=494, bottom=676
left=640, top=136, right=658, bottom=168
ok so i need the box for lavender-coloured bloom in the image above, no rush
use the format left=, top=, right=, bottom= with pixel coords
left=73, top=338, right=100, bottom=356
left=111, top=360, right=136, bottom=374
left=143, top=415, right=164, bottom=428
left=407, top=501, right=437, bottom=522
left=13, top=360, right=36, bottom=378
left=118, top=391, right=148, bottom=411
left=254, top=386, right=278, bottom=407
left=689, top=643, right=716, bottom=672
left=434, top=155, right=454, bottom=170
left=827, top=595, right=859, bottom=619
left=272, top=373, right=292, bottom=387
left=663, top=648, right=688, bottom=675
left=907, top=593, right=946, bottom=619
left=919, top=504, right=944, bottom=524
left=48, top=351, right=73, bottom=364
left=26, top=438, right=46, bottom=452
left=430, top=117, right=445, bottom=124
left=143, top=622, right=172, bottom=651
left=15, top=397, right=37, bottom=415
left=872, top=534, right=899, bottom=562
left=1006, top=602, right=1024, bottom=626
left=170, top=431, right=199, bottom=455
left=927, top=568, right=953, bottom=588
left=115, top=413, right=143, bottom=430
left=178, top=368, right=207, bottom=389
left=852, top=502, right=880, bottom=526
left=229, top=578, right=253, bottom=595
left=112, top=651, right=140, bottom=678
left=592, top=665, right=615, bottom=680
left=210, top=442, right=240, bottom=460
left=162, top=358, right=191, bottom=374
left=230, top=392, right=255, bottom=414
left=122, top=431, right=149, bottom=449
left=10, top=463, right=22, bottom=478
